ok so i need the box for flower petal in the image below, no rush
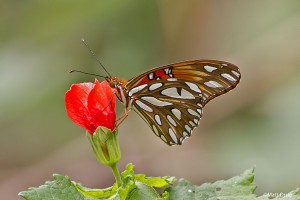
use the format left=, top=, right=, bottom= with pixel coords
left=65, top=82, right=97, bottom=133
left=65, top=80, right=117, bottom=134
left=88, top=80, right=116, bottom=131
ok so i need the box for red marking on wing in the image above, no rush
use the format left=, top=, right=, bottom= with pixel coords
left=136, top=69, right=171, bottom=85
left=155, top=70, right=170, bottom=79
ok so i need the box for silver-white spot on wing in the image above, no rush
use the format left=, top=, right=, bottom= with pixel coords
left=167, top=78, right=177, bottom=82
left=167, top=115, right=176, bottom=127
left=183, top=131, right=189, bottom=137
left=164, top=68, right=170, bottom=74
left=154, top=114, right=162, bottom=125
left=135, top=100, right=153, bottom=112
left=149, top=83, right=163, bottom=91
left=168, top=128, right=178, bottom=143
left=152, top=125, right=159, bottom=136
left=185, top=125, right=191, bottom=133
left=185, top=82, right=202, bottom=93
left=189, top=121, right=196, bottom=127
left=197, top=103, right=203, bottom=108
left=128, top=84, right=147, bottom=96
left=160, top=135, right=167, bottom=143
left=148, top=72, right=154, bottom=80
left=188, top=108, right=200, bottom=118
left=180, top=89, right=196, bottom=99
left=204, top=65, right=217, bottom=72
left=203, top=93, right=209, bottom=99
left=204, top=80, right=223, bottom=88
left=141, top=96, right=173, bottom=107
left=232, top=70, right=240, bottom=77
left=221, top=73, right=237, bottom=82
left=171, top=108, right=181, bottom=120
left=194, top=119, right=199, bottom=124
left=179, top=137, right=185, bottom=143
left=197, top=109, right=202, bottom=115
left=161, top=88, right=195, bottom=99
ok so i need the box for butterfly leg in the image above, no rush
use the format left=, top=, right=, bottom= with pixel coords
left=104, top=107, right=131, bottom=143
left=115, top=107, right=132, bottom=129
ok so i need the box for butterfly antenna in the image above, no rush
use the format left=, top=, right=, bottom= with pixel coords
left=81, top=38, right=111, bottom=77
left=69, top=69, right=106, bottom=78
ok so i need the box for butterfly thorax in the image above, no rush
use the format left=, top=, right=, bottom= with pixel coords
left=105, top=76, right=130, bottom=107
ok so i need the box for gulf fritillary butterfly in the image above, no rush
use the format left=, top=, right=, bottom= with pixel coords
left=105, top=60, right=241, bottom=146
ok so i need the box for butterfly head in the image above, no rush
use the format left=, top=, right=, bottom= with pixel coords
left=105, top=76, right=127, bottom=88
left=105, top=76, right=117, bottom=88
left=105, top=76, right=129, bottom=106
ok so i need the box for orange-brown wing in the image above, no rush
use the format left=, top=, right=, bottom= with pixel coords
left=125, top=60, right=241, bottom=145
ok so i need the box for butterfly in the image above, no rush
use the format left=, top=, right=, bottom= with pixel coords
left=105, top=60, right=241, bottom=146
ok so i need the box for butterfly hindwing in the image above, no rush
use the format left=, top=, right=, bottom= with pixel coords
left=131, top=79, right=203, bottom=145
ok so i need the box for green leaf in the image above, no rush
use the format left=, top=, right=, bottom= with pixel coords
left=126, top=181, right=164, bottom=200
left=73, top=181, right=118, bottom=199
left=117, top=163, right=173, bottom=199
left=121, top=163, right=135, bottom=178
left=71, top=163, right=172, bottom=200
left=18, top=174, right=93, bottom=200
left=20, top=166, right=300, bottom=200
left=135, top=174, right=176, bottom=188
left=166, top=168, right=300, bottom=200
left=122, top=163, right=175, bottom=188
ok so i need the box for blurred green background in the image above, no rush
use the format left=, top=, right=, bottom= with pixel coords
left=1, top=0, right=300, bottom=199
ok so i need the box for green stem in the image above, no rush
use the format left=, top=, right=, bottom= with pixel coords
left=110, top=163, right=122, bottom=187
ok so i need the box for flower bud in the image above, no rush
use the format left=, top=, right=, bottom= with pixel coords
left=87, top=126, right=121, bottom=167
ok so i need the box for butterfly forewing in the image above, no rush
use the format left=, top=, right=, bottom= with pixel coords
left=124, top=60, right=240, bottom=145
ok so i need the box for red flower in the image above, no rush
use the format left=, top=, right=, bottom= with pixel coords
left=65, top=79, right=116, bottom=134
